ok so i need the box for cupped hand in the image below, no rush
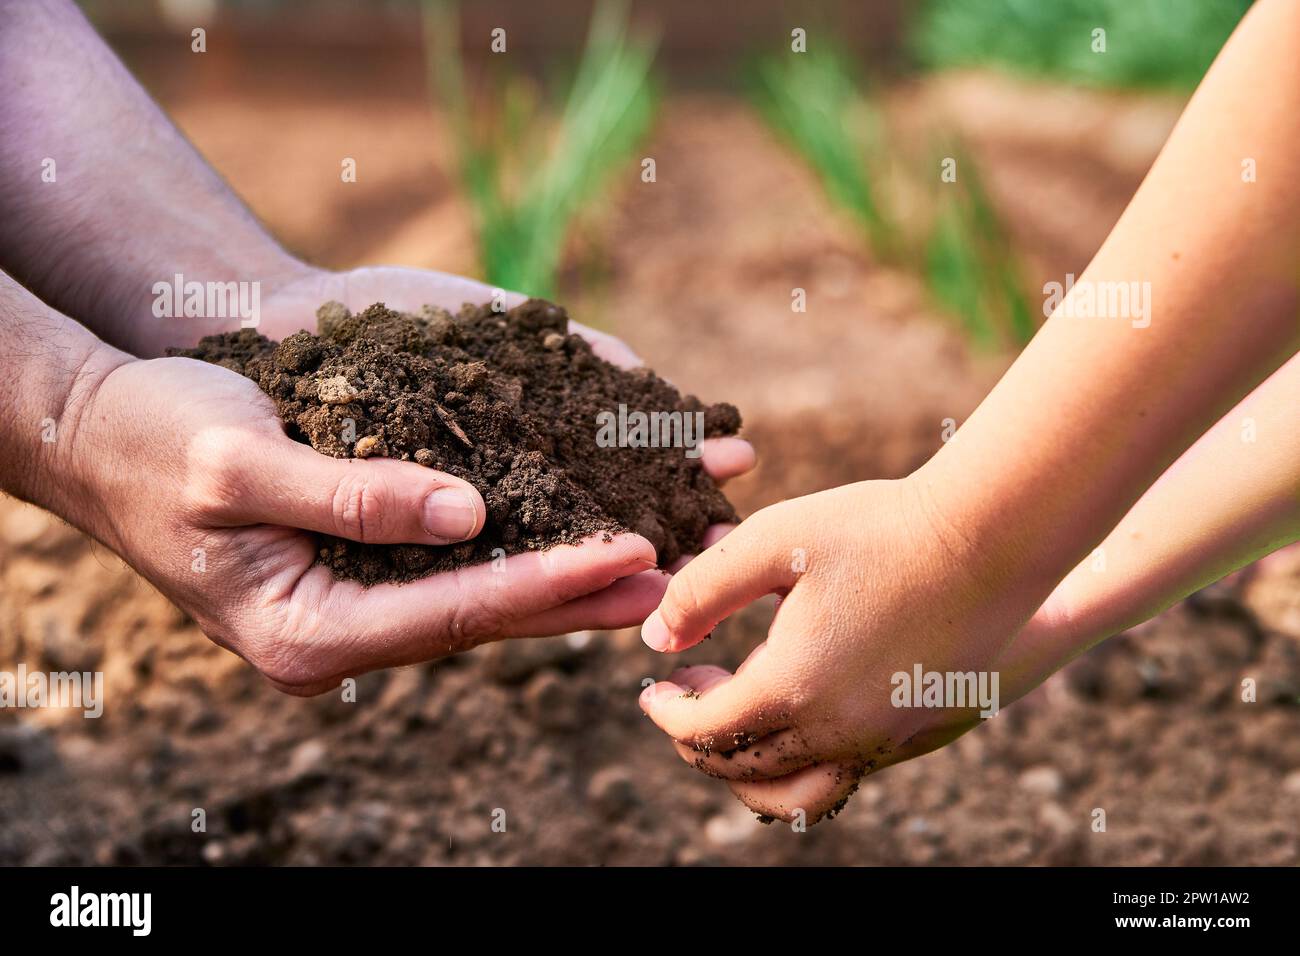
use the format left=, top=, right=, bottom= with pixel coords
left=61, top=264, right=753, bottom=695
left=261, top=262, right=756, bottom=564
left=637, top=478, right=1037, bottom=824
left=64, top=354, right=674, bottom=695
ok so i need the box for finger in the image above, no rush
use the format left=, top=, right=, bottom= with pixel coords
left=568, top=319, right=641, bottom=368
left=673, top=732, right=816, bottom=781
left=727, top=760, right=864, bottom=826
left=641, top=510, right=796, bottom=653
left=336, top=267, right=529, bottom=315
left=663, top=523, right=737, bottom=574
left=639, top=639, right=794, bottom=750
left=375, top=289, right=635, bottom=366
left=702, top=523, right=736, bottom=548
left=232, top=438, right=486, bottom=545
left=665, top=662, right=817, bottom=780
left=699, top=438, right=756, bottom=485
left=500, top=568, right=670, bottom=638
left=263, top=533, right=656, bottom=693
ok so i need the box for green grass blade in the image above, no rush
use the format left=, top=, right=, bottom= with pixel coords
left=423, top=0, right=657, bottom=297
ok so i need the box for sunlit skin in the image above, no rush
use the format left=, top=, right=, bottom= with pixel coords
left=639, top=0, right=1300, bottom=823
left=0, top=1, right=755, bottom=694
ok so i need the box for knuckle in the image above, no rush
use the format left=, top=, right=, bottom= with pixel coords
left=684, top=725, right=733, bottom=757
left=786, top=688, right=815, bottom=723
left=687, top=755, right=733, bottom=780
left=444, top=591, right=507, bottom=653
left=661, top=571, right=708, bottom=635
left=331, top=472, right=386, bottom=543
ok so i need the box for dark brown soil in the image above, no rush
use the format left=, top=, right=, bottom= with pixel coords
left=174, top=299, right=740, bottom=584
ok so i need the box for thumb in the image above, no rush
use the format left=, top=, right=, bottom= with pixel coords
left=641, top=506, right=798, bottom=653
left=236, top=437, right=485, bottom=544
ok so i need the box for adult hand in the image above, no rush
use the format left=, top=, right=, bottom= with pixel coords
left=262, top=264, right=756, bottom=578
left=50, top=264, right=754, bottom=697
left=65, top=352, right=662, bottom=696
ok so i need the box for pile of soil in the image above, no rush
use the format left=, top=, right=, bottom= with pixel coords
left=176, top=299, right=740, bottom=584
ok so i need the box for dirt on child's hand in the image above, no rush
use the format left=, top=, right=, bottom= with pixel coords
left=638, top=478, right=1033, bottom=825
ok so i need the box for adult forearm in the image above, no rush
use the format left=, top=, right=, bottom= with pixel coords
left=918, top=0, right=1300, bottom=611
left=0, top=0, right=306, bottom=356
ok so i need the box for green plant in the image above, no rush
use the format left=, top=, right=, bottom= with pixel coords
left=911, top=0, right=1251, bottom=92
left=422, top=0, right=657, bottom=298
left=748, top=50, right=1035, bottom=348
left=748, top=48, right=897, bottom=258
left=924, top=147, right=1034, bottom=348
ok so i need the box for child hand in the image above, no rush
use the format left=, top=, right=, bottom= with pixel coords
left=638, top=477, right=1035, bottom=824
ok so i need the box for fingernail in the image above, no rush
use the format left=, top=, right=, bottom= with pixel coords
left=641, top=609, right=671, bottom=652
left=423, top=488, right=479, bottom=541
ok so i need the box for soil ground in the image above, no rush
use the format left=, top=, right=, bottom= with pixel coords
left=2, top=45, right=1297, bottom=865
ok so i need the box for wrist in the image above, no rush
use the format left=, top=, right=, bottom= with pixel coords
left=51, top=352, right=141, bottom=554
left=903, top=460, right=1065, bottom=625
left=0, top=290, right=133, bottom=544
left=994, top=589, right=1087, bottom=707
left=104, top=250, right=317, bottom=357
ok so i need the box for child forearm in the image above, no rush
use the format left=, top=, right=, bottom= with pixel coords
left=636, top=0, right=1300, bottom=824
left=917, top=0, right=1300, bottom=619
left=1000, top=353, right=1300, bottom=698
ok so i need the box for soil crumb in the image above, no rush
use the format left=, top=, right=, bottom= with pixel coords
left=174, top=299, right=741, bottom=584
